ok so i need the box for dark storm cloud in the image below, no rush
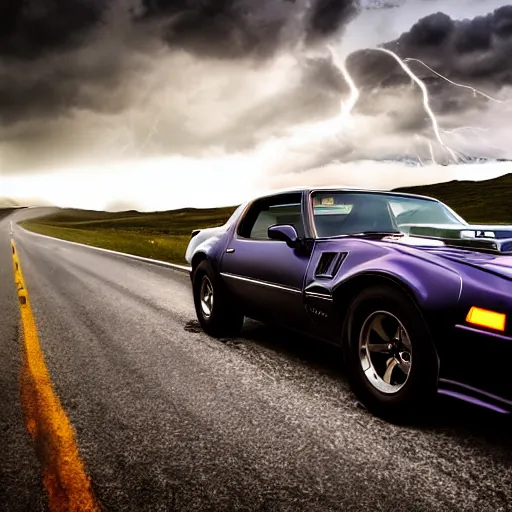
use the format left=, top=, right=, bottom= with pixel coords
left=397, top=6, right=512, bottom=52
left=0, top=0, right=360, bottom=172
left=146, top=0, right=359, bottom=57
left=3, top=0, right=511, bottom=175
left=347, top=5, right=512, bottom=89
left=0, top=0, right=359, bottom=132
left=0, top=0, right=359, bottom=61
left=0, top=0, right=107, bottom=59
left=306, top=0, right=360, bottom=41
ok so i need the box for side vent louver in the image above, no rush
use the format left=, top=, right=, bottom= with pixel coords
left=315, top=252, right=347, bottom=278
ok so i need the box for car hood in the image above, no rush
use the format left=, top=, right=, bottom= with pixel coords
left=380, top=233, right=512, bottom=280
left=400, top=223, right=512, bottom=253
left=425, top=247, right=512, bottom=279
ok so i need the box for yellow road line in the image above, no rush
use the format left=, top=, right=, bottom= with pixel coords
left=11, top=240, right=100, bottom=512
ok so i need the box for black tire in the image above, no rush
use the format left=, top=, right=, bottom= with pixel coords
left=342, top=284, right=439, bottom=421
left=192, top=260, right=244, bottom=338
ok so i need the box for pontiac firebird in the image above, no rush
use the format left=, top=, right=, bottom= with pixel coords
left=185, top=188, right=512, bottom=419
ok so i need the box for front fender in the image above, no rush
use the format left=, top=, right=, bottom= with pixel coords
left=325, top=253, right=463, bottom=358
left=338, top=254, right=463, bottom=312
left=307, top=239, right=463, bottom=311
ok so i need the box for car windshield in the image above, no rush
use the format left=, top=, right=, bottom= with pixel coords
left=311, top=191, right=466, bottom=238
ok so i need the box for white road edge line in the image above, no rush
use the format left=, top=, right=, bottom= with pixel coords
left=16, top=225, right=192, bottom=273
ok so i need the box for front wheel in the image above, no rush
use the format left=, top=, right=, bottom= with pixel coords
left=192, top=260, right=244, bottom=338
left=342, top=284, right=439, bottom=421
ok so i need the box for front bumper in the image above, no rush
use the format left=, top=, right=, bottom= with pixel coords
left=437, top=324, right=512, bottom=414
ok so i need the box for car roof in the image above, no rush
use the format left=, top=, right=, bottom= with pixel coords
left=250, top=186, right=440, bottom=203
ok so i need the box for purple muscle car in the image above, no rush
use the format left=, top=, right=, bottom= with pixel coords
left=185, top=187, right=512, bottom=419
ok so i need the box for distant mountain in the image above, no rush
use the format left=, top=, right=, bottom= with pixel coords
left=380, top=155, right=512, bottom=167
left=453, top=156, right=512, bottom=164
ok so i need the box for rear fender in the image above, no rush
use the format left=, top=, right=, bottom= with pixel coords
left=185, top=225, right=230, bottom=273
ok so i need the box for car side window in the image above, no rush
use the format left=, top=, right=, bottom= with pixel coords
left=237, top=193, right=305, bottom=239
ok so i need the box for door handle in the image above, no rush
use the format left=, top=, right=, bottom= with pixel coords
left=226, top=248, right=235, bottom=253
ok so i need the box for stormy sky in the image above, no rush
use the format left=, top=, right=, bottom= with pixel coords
left=1, top=0, right=512, bottom=210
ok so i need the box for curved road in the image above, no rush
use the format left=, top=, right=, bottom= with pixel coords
left=1, top=208, right=511, bottom=512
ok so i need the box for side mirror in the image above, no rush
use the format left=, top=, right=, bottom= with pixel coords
left=268, top=224, right=298, bottom=247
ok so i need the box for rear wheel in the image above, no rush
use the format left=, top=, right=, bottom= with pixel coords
left=192, top=260, right=244, bottom=338
left=342, top=284, right=439, bottom=421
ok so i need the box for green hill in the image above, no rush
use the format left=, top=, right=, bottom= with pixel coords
left=21, top=205, right=238, bottom=264
left=394, top=173, right=512, bottom=224
left=20, top=172, right=512, bottom=264
left=28, top=205, right=238, bottom=235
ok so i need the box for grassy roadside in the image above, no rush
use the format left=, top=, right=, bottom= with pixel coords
left=19, top=172, right=512, bottom=263
left=20, top=206, right=237, bottom=265
left=21, top=222, right=192, bottom=264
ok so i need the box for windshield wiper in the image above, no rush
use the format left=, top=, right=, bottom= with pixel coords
left=351, top=231, right=404, bottom=239
left=328, top=231, right=403, bottom=240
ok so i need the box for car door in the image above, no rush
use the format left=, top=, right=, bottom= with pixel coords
left=219, top=192, right=312, bottom=330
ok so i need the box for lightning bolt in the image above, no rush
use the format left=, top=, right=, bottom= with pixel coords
left=327, top=45, right=502, bottom=164
left=403, top=58, right=504, bottom=104
left=374, top=48, right=459, bottom=163
left=328, top=46, right=359, bottom=126
left=427, top=140, right=437, bottom=165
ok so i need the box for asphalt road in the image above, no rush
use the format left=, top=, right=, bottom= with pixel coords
left=1, top=208, right=512, bottom=512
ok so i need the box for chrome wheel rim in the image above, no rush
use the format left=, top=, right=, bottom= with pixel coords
left=200, top=276, right=214, bottom=318
left=358, top=311, right=412, bottom=394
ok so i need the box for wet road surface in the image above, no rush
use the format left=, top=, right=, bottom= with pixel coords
left=1, top=208, right=511, bottom=512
